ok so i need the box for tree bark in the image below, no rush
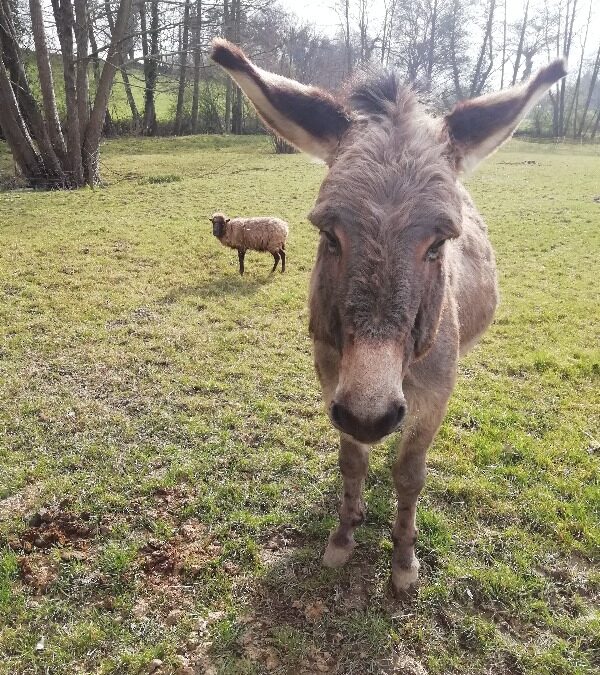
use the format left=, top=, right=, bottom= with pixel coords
left=175, top=0, right=191, bottom=134
left=558, top=0, right=577, bottom=136
left=590, top=109, right=600, bottom=139
left=511, top=0, right=529, bottom=85
left=231, top=0, right=242, bottom=134
left=223, top=0, right=231, bottom=132
left=143, top=0, right=159, bottom=135
left=52, top=0, right=84, bottom=184
left=191, top=0, right=202, bottom=133
left=470, top=0, right=496, bottom=97
left=578, top=40, right=600, bottom=138
left=565, top=0, right=591, bottom=136
left=82, top=0, right=133, bottom=184
left=1, top=0, right=67, bottom=184
left=105, top=0, right=140, bottom=129
left=28, top=0, right=69, bottom=166
left=0, top=48, right=46, bottom=184
left=450, top=0, right=463, bottom=99
left=344, top=0, right=352, bottom=76
left=74, top=0, right=90, bottom=143
left=500, top=0, right=507, bottom=88
left=425, top=0, right=438, bottom=90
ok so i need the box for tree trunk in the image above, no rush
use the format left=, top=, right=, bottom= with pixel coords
left=578, top=40, right=600, bottom=138
left=450, top=0, right=463, bottom=99
left=82, top=0, right=133, bottom=185
left=74, top=0, right=90, bottom=143
left=511, top=0, right=529, bottom=85
left=175, top=0, right=191, bottom=135
left=0, top=0, right=66, bottom=183
left=190, top=0, right=202, bottom=133
left=590, top=109, right=600, bottom=139
left=0, top=49, right=47, bottom=184
left=425, top=0, right=438, bottom=90
left=344, top=0, right=352, bottom=76
left=143, top=0, right=159, bottom=135
left=566, top=0, right=591, bottom=137
left=500, top=0, right=507, bottom=88
left=106, top=0, right=140, bottom=129
left=231, top=0, right=242, bottom=134
left=470, top=0, right=496, bottom=97
left=558, top=0, right=577, bottom=136
left=28, top=0, right=69, bottom=166
left=223, top=0, right=231, bottom=132
left=52, top=0, right=84, bottom=184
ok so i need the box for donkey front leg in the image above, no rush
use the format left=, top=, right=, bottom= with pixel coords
left=391, top=441, right=427, bottom=594
left=323, top=434, right=369, bottom=567
left=391, top=389, right=450, bottom=595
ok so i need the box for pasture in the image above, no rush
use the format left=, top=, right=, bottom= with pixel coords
left=0, top=136, right=598, bottom=674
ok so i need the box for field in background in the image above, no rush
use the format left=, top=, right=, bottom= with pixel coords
left=0, top=137, right=599, bottom=674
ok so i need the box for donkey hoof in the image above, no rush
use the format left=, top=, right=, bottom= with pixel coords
left=322, top=540, right=355, bottom=568
left=391, top=560, right=420, bottom=596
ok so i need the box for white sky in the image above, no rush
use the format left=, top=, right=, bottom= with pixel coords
left=278, top=0, right=600, bottom=74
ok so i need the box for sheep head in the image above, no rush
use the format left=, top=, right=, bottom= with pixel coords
left=210, top=212, right=230, bottom=238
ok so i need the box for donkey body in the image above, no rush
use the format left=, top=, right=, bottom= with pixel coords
left=211, top=40, right=567, bottom=594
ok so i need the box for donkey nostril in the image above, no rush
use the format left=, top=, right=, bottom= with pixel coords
left=330, top=400, right=406, bottom=440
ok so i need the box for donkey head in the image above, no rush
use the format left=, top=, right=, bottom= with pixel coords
left=212, top=40, right=566, bottom=443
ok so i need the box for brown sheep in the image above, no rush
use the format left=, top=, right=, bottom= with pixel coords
left=210, top=212, right=288, bottom=275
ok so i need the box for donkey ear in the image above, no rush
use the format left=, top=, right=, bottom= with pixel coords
left=445, top=59, right=567, bottom=173
left=211, top=39, right=350, bottom=164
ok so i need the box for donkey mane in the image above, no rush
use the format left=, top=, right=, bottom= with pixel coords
left=346, top=70, right=419, bottom=121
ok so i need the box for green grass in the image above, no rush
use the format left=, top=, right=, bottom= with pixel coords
left=23, top=53, right=179, bottom=123
left=0, top=136, right=599, bottom=674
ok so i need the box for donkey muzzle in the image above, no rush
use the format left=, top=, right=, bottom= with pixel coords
left=329, top=398, right=406, bottom=444
left=329, top=338, right=406, bottom=443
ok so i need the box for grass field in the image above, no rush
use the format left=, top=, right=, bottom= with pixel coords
left=0, top=135, right=599, bottom=674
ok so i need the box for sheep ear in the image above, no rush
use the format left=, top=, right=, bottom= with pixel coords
left=211, top=39, right=350, bottom=164
left=225, top=218, right=230, bottom=223
left=445, top=59, right=567, bottom=173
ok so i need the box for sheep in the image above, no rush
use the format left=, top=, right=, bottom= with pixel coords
left=210, top=212, right=289, bottom=275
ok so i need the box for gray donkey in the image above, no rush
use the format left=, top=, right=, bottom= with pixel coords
left=211, top=39, right=567, bottom=595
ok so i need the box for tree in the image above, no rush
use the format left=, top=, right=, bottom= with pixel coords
left=190, top=0, right=203, bottom=133
left=142, top=0, right=160, bottom=135
left=0, top=0, right=133, bottom=187
left=175, top=0, right=192, bottom=134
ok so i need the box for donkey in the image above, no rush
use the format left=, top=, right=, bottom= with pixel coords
left=211, top=39, right=567, bottom=595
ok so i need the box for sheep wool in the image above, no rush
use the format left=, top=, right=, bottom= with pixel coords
left=210, top=212, right=289, bottom=275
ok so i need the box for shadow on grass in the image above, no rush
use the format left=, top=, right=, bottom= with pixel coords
left=211, top=473, right=420, bottom=673
left=160, top=274, right=273, bottom=304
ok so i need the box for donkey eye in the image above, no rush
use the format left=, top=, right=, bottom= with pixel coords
left=322, top=231, right=340, bottom=255
left=426, top=240, right=446, bottom=261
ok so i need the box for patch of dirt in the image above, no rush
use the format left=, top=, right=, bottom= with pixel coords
left=8, top=506, right=98, bottom=553
left=139, top=517, right=221, bottom=579
left=388, top=652, right=429, bottom=675
left=18, top=554, right=59, bottom=594
left=259, top=527, right=305, bottom=566
left=499, top=160, right=538, bottom=165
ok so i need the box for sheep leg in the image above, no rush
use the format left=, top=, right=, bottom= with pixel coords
left=238, top=249, right=245, bottom=275
left=280, top=248, right=286, bottom=273
left=271, top=251, right=280, bottom=273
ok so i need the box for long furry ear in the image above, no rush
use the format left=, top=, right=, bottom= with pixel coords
left=211, top=39, right=350, bottom=164
left=445, top=59, right=567, bottom=173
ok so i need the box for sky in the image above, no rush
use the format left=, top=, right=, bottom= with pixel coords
left=277, top=0, right=600, bottom=75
